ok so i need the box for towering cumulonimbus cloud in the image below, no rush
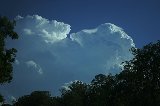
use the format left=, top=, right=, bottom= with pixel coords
left=0, top=15, right=135, bottom=101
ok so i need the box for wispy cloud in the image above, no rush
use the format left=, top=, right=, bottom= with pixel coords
left=26, top=60, right=43, bottom=75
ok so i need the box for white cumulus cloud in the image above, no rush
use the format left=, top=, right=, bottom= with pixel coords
left=15, top=15, right=71, bottom=43
left=0, top=15, right=135, bottom=102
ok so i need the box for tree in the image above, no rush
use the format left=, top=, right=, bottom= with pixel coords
left=60, top=80, right=88, bottom=106
left=0, top=94, right=4, bottom=103
left=0, top=16, right=18, bottom=84
left=118, top=40, right=160, bottom=106
left=0, top=16, right=18, bottom=105
left=88, top=74, right=116, bottom=106
left=13, top=91, right=53, bottom=106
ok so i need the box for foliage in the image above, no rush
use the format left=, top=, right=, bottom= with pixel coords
left=60, top=81, right=88, bottom=106
left=13, top=91, right=53, bottom=106
left=0, top=16, right=18, bottom=105
left=118, top=40, right=160, bottom=106
left=88, top=74, right=116, bottom=106
left=0, top=16, right=18, bottom=84
left=0, top=94, right=4, bottom=103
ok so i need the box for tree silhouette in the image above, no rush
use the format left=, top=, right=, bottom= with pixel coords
left=0, top=16, right=18, bottom=105
left=13, top=91, right=53, bottom=106
left=60, top=80, right=88, bottom=106
left=118, top=40, right=160, bottom=106
left=0, top=16, right=18, bottom=84
left=87, top=74, right=116, bottom=106
left=0, top=94, right=4, bottom=103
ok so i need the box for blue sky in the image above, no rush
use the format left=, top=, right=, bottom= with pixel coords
left=0, top=0, right=160, bottom=102
left=0, top=0, right=160, bottom=47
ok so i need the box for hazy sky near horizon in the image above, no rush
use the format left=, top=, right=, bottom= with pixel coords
left=0, top=0, right=160, bottom=102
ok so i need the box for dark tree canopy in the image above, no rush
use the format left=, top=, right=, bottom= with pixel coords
left=13, top=91, right=53, bottom=106
left=0, top=16, right=18, bottom=84
left=0, top=94, right=4, bottom=103
left=118, top=40, right=160, bottom=106
left=60, top=81, right=88, bottom=106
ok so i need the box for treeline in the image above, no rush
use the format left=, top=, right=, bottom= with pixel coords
left=2, top=40, right=160, bottom=106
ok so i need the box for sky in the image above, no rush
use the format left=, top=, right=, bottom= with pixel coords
left=0, top=0, right=160, bottom=47
left=0, top=0, right=160, bottom=102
